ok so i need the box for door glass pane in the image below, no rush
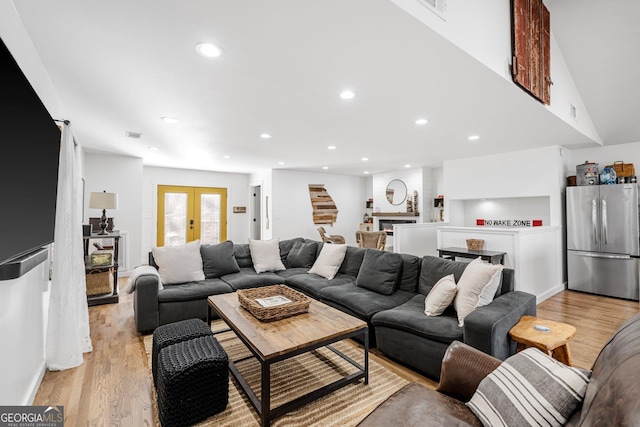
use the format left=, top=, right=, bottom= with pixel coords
left=164, top=193, right=187, bottom=246
left=200, top=193, right=221, bottom=244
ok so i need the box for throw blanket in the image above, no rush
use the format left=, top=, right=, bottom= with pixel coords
left=123, top=266, right=163, bottom=293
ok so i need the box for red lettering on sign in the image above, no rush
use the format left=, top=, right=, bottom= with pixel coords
left=533, top=220, right=542, bottom=227
left=476, top=219, right=485, bottom=226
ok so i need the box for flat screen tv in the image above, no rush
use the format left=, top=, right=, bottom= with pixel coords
left=0, top=37, right=60, bottom=267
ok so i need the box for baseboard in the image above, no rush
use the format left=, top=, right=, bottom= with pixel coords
left=536, top=282, right=566, bottom=304
left=24, top=360, right=47, bottom=405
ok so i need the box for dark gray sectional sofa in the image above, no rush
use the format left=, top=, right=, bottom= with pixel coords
left=131, top=237, right=536, bottom=380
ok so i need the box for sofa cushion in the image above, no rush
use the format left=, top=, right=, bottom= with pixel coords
left=151, top=240, right=205, bottom=285
left=454, top=258, right=503, bottom=326
left=200, top=241, right=240, bottom=279
left=418, top=256, right=469, bottom=296
left=467, top=347, right=591, bottom=427
left=249, top=239, right=286, bottom=273
left=221, top=267, right=284, bottom=290
left=158, top=279, right=233, bottom=302
left=397, top=253, right=421, bottom=293
left=357, top=383, right=482, bottom=427
left=233, top=243, right=253, bottom=268
left=424, top=274, right=457, bottom=316
left=371, top=294, right=463, bottom=345
left=355, top=250, right=402, bottom=295
left=285, top=272, right=355, bottom=299
left=319, top=283, right=414, bottom=321
left=309, top=244, right=348, bottom=280
left=338, top=246, right=367, bottom=276
left=285, top=241, right=318, bottom=269
left=276, top=267, right=311, bottom=279
left=279, top=237, right=305, bottom=264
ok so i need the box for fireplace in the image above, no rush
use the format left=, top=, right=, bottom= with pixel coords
left=379, top=219, right=416, bottom=235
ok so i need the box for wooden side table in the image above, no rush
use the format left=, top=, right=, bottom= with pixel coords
left=508, top=315, right=577, bottom=366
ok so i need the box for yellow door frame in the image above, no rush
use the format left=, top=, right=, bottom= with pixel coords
left=157, top=185, right=227, bottom=246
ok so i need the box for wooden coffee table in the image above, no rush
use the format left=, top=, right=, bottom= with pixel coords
left=509, top=315, right=577, bottom=365
left=208, top=292, right=369, bottom=427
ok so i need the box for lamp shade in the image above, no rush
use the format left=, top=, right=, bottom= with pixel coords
left=89, top=191, right=118, bottom=209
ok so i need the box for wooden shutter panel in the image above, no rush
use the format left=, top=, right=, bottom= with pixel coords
left=512, top=0, right=551, bottom=105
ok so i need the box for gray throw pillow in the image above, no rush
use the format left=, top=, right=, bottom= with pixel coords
left=286, top=241, right=318, bottom=269
left=355, top=250, right=402, bottom=295
left=200, top=241, right=241, bottom=278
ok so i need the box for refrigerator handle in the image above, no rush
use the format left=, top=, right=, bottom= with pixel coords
left=592, top=199, right=598, bottom=244
left=602, top=199, right=608, bottom=244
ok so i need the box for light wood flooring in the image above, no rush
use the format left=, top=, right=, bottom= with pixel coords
left=33, top=281, right=639, bottom=425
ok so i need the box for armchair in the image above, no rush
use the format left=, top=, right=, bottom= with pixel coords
left=317, top=226, right=346, bottom=244
left=355, top=230, right=386, bottom=250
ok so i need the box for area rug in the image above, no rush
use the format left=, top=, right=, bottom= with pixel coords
left=144, top=321, right=409, bottom=426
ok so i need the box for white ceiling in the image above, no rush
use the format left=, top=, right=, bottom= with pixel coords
left=8, top=0, right=640, bottom=176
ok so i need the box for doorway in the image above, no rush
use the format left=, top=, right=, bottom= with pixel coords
left=157, top=185, right=227, bottom=246
left=250, top=185, right=262, bottom=240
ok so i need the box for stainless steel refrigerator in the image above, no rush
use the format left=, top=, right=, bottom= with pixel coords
left=566, top=183, right=640, bottom=301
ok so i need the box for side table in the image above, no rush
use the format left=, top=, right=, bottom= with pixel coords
left=508, top=315, right=577, bottom=366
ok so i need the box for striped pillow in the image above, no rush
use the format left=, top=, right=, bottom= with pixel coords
left=467, top=347, right=591, bottom=427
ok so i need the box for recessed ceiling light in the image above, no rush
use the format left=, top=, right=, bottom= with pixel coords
left=340, top=90, right=355, bottom=100
left=328, top=145, right=337, bottom=150
left=322, top=166, right=329, bottom=170
left=415, top=118, right=428, bottom=125
left=404, top=164, right=411, bottom=168
left=260, top=133, right=272, bottom=139
left=223, top=155, right=231, bottom=159
left=195, top=42, right=224, bottom=58
left=361, top=157, right=369, bottom=161
left=364, top=171, right=370, bottom=174
left=149, top=146, right=159, bottom=151
left=278, top=161, right=285, bottom=165
left=161, top=116, right=179, bottom=124
left=468, top=135, right=480, bottom=141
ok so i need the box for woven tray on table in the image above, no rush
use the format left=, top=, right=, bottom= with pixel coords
left=237, top=284, right=310, bottom=322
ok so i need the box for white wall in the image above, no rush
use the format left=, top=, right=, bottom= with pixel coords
left=0, top=256, right=49, bottom=405
left=372, top=168, right=433, bottom=217
left=84, top=153, right=143, bottom=273
left=444, top=146, right=566, bottom=226
left=462, top=197, right=551, bottom=227
left=142, top=166, right=251, bottom=261
left=271, top=170, right=366, bottom=245
left=390, top=0, right=601, bottom=143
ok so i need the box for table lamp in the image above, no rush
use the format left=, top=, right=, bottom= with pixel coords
left=89, top=191, right=118, bottom=235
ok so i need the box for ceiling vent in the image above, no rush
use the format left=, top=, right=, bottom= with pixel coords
left=126, top=131, right=143, bottom=139
left=415, top=0, right=447, bottom=20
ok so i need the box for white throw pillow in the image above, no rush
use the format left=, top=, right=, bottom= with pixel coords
left=249, top=239, right=286, bottom=273
left=151, top=240, right=205, bottom=285
left=308, top=244, right=348, bottom=280
left=424, top=274, right=457, bottom=316
left=454, top=257, right=503, bottom=326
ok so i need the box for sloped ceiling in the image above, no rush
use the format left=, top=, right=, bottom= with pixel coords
left=5, top=0, right=636, bottom=176
left=546, top=0, right=640, bottom=146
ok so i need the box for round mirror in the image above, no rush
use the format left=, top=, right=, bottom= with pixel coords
left=386, top=179, right=407, bottom=205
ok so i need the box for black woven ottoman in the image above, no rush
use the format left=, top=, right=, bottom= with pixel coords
left=152, top=318, right=213, bottom=387
left=156, top=335, right=229, bottom=427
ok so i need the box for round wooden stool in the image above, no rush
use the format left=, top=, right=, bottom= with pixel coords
left=508, top=315, right=577, bottom=366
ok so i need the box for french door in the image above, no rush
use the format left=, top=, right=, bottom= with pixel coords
left=157, top=185, right=227, bottom=246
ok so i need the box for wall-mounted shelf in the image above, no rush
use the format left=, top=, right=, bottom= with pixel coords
left=372, top=212, right=420, bottom=217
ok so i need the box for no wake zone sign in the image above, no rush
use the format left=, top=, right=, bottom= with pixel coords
left=476, top=219, right=543, bottom=227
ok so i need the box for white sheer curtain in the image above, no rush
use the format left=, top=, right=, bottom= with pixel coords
left=46, top=122, right=92, bottom=370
